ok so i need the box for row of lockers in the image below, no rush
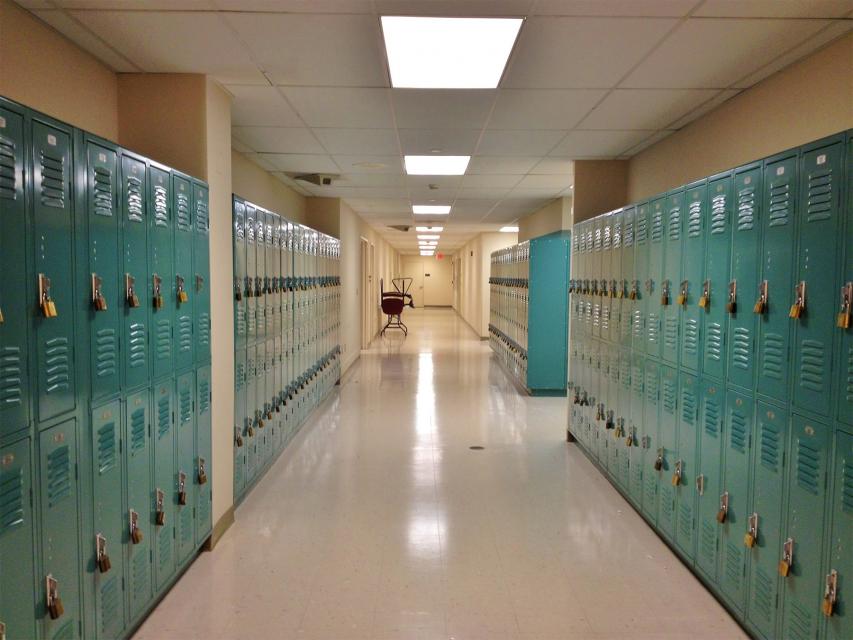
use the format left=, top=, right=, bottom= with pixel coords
left=489, top=242, right=530, bottom=352
left=568, top=130, right=852, bottom=640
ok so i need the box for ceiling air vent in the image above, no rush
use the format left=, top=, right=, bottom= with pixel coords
left=387, top=225, right=411, bottom=232
left=293, top=173, right=339, bottom=186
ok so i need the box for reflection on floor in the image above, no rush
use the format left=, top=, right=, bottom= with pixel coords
left=133, top=308, right=746, bottom=640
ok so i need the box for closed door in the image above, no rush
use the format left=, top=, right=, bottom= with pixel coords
left=423, top=257, right=453, bottom=306
left=401, top=259, right=425, bottom=307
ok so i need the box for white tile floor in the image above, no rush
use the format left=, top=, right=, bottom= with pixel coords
left=133, top=308, right=747, bottom=640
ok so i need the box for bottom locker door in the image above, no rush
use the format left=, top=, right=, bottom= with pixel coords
left=747, top=401, right=788, bottom=639
left=657, top=365, right=679, bottom=541
left=196, top=365, right=212, bottom=545
left=246, top=345, right=259, bottom=482
left=780, top=415, right=830, bottom=640
left=153, top=381, right=176, bottom=590
left=234, top=349, right=247, bottom=497
left=695, top=380, right=724, bottom=583
left=628, top=355, right=645, bottom=506
left=273, top=337, right=283, bottom=454
left=39, top=419, right=82, bottom=640
left=825, top=430, right=853, bottom=640
left=675, top=373, right=699, bottom=562
left=91, top=400, right=126, bottom=640
left=617, top=350, right=632, bottom=491
left=0, top=437, right=37, bottom=640
left=175, top=370, right=196, bottom=564
left=642, top=361, right=661, bottom=524
left=125, top=390, right=152, bottom=621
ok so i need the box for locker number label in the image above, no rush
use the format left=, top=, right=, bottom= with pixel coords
left=0, top=116, right=5, bottom=128
left=817, top=154, right=826, bottom=165
left=99, top=153, right=107, bottom=162
left=776, top=166, right=785, bottom=176
left=1, top=454, right=14, bottom=468
left=47, top=134, right=57, bottom=146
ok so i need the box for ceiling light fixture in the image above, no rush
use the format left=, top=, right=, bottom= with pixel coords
left=412, top=204, right=451, bottom=215
left=416, top=226, right=443, bottom=232
left=381, top=16, right=523, bottom=89
left=420, top=250, right=435, bottom=256
left=405, top=156, right=469, bottom=176
left=418, top=234, right=440, bottom=240
left=500, top=225, right=519, bottom=232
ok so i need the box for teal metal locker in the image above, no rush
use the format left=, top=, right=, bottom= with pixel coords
left=628, top=353, right=645, bottom=506
left=267, top=338, right=279, bottom=457
left=152, top=380, right=175, bottom=589
left=149, top=166, right=174, bottom=380
left=609, top=212, right=623, bottom=344
left=120, top=154, right=150, bottom=391
left=233, top=347, right=247, bottom=497
left=39, top=419, right=81, bottom=640
left=695, top=379, right=723, bottom=582
left=124, top=389, right=152, bottom=621
left=0, top=437, right=37, bottom=640
left=727, top=164, right=762, bottom=391
left=233, top=199, right=247, bottom=349
left=592, top=217, right=603, bottom=338
left=0, top=103, right=30, bottom=438
left=265, top=212, right=276, bottom=339
left=32, top=118, right=76, bottom=423
left=82, top=139, right=121, bottom=402
left=193, top=182, right=210, bottom=365
left=792, top=138, right=845, bottom=419
left=175, top=370, right=195, bottom=564
left=780, top=415, right=831, bottom=640
left=601, top=215, right=613, bottom=341
left=173, top=174, right=194, bottom=372
left=256, top=214, right=267, bottom=341
left=757, top=152, right=798, bottom=404
left=825, top=430, right=853, bottom=640
left=680, top=182, right=705, bottom=372
left=658, top=365, right=679, bottom=540
left=702, top=173, right=732, bottom=381
left=620, top=207, right=635, bottom=349
left=246, top=204, right=257, bottom=343
left=195, top=365, right=212, bottom=544
left=837, top=133, right=853, bottom=427
left=256, top=340, right=269, bottom=466
left=245, top=344, right=259, bottom=482
left=617, top=348, right=631, bottom=488
left=747, top=401, right=788, bottom=639
left=662, top=189, right=683, bottom=366
left=273, top=336, right=284, bottom=454
left=675, top=372, right=699, bottom=560
left=646, top=198, right=665, bottom=357
left=642, top=360, right=660, bottom=523
left=719, top=390, right=754, bottom=613
left=90, top=400, right=126, bottom=640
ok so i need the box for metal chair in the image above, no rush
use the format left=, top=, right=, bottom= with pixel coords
left=380, top=277, right=414, bottom=335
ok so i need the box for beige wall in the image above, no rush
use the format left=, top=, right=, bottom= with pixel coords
left=454, top=232, right=517, bottom=337
left=232, top=150, right=307, bottom=223
left=400, top=255, right=453, bottom=306
left=573, top=160, right=628, bottom=222
left=0, top=0, right=118, bottom=139
left=628, top=33, right=853, bottom=202
left=518, top=197, right=572, bottom=241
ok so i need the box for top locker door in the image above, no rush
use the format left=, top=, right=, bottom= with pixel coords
left=680, top=181, right=706, bottom=373
left=32, top=117, right=77, bottom=423
left=173, top=174, right=194, bottom=371
left=0, top=103, right=30, bottom=437
left=609, top=211, right=623, bottom=344
left=149, top=165, right=174, bottom=380
left=792, top=137, right=845, bottom=419
left=245, top=204, right=257, bottom=344
left=838, top=132, right=853, bottom=428
left=233, top=198, right=247, bottom=349
left=702, top=172, right=733, bottom=382
left=256, top=212, right=267, bottom=341
left=592, top=217, right=603, bottom=338
left=193, top=182, right=210, bottom=365
left=265, top=212, right=276, bottom=339
left=83, top=138, right=121, bottom=402
left=633, top=203, right=650, bottom=349
left=272, top=214, right=283, bottom=339
left=646, top=197, right=666, bottom=358
left=600, top=214, right=613, bottom=340
left=661, top=189, right=684, bottom=366
left=620, top=207, right=635, bottom=349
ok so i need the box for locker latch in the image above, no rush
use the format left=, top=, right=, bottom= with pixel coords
left=837, top=282, right=852, bottom=329
left=779, top=537, right=794, bottom=577
left=155, top=490, right=166, bottom=526
left=196, top=274, right=205, bottom=293
left=661, top=280, right=670, bottom=306
left=617, top=279, right=626, bottom=299
left=176, top=275, right=188, bottom=303
left=695, top=474, right=704, bottom=496
left=754, top=280, right=768, bottom=315
left=654, top=448, right=664, bottom=471
left=717, top=491, right=729, bottom=523
left=38, top=273, right=57, bottom=318
left=625, top=425, right=634, bottom=447
left=46, top=574, right=64, bottom=620
left=256, top=277, right=264, bottom=297
left=823, top=569, right=838, bottom=617
left=234, top=426, right=244, bottom=448
left=726, top=280, right=737, bottom=314
left=610, top=279, right=618, bottom=299
left=789, top=281, right=806, bottom=319
left=698, top=280, right=710, bottom=309
left=671, top=460, right=683, bottom=486
left=630, top=280, right=639, bottom=300
left=125, top=273, right=140, bottom=308
left=234, top=277, right=243, bottom=301
left=677, top=280, right=689, bottom=306
left=178, top=471, right=187, bottom=506
left=198, top=457, right=208, bottom=485
left=245, top=275, right=253, bottom=298
left=152, top=274, right=163, bottom=309
left=605, top=409, right=615, bottom=430
left=0, top=620, right=6, bottom=640
left=744, top=512, right=758, bottom=547
left=91, top=273, right=107, bottom=311
left=130, top=508, right=144, bottom=542
left=96, top=533, right=111, bottom=574
left=601, top=279, right=609, bottom=297
left=591, top=279, right=598, bottom=296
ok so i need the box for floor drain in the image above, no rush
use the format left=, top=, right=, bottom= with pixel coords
left=469, top=445, right=485, bottom=450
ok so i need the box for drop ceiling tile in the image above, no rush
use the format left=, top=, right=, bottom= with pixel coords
left=467, top=156, right=540, bottom=174
left=397, top=129, right=482, bottom=155
left=375, top=0, right=533, bottom=16
left=224, top=13, right=387, bottom=86
left=476, top=130, right=566, bottom=155
left=266, top=154, right=339, bottom=172
left=530, top=157, right=575, bottom=176
left=214, top=0, right=373, bottom=11
left=247, top=153, right=277, bottom=171
left=456, top=186, right=514, bottom=199
left=489, top=198, right=553, bottom=217
left=483, top=206, right=534, bottom=223
left=488, top=89, right=606, bottom=129
left=461, top=174, right=524, bottom=189
left=694, top=0, right=853, bottom=18
left=335, top=173, right=407, bottom=188
left=515, top=174, right=574, bottom=189
left=31, top=10, right=139, bottom=71
left=232, top=138, right=254, bottom=153
left=451, top=199, right=502, bottom=215
left=623, top=18, right=831, bottom=88
left=312, top=129, right=400, bottom=155
left=549, top=129, right=654, bottom=157
left=409, top=188, right=457, bottom=203
left=232, top=127, right=324, bottom=153
left=623, top=130, right=676, bottom=156
left=332, top=155, right=405, bottom=174
left=55, top=0, right=215, bottom=7
left=345, top=198, right=412, bottom=213
left=578, top=89, right=720, bottom=130
left=68, top=10, right=258, bottom=74
left=282, top=88, right=393, bottom=128
left=533, top=0, right=699, bottom=16
left=392, top=90, right=496, bottom=130
left=213, top=70, right=270, bottom=86
left=668, top=89, right=740, bottom=129
left=313, top=186, right=410, bottom=199
left=506, top=187, right=563, bottom=198
left=503, top=17, right=678, bottom=88
left=406, top=175, right=464, bottom=189
left=228, top=86, right=304, bottom=127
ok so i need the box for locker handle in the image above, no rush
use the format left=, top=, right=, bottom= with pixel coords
left=837, top=282, right=852, bottom=329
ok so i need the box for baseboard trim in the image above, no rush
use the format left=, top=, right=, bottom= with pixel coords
left=204, top=505, right=235, bottom=551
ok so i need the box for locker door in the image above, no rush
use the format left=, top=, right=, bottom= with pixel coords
left=152, top=381, right=175, bottom=589
left=39, top=419, right=81, bottom=640
left=90, top=400, right=126, bottom=640
left=245, top=344, right=258, bottom=481
left=681, top=182, right=706, bottom=372
left=633, top=203, right=649, bottom=347
left=256, top=340, right=268, bottom=466
left=757, top=152, right=797, bottom=404
left=592, top=218, right=603, bottom=339
left=273, top=337, right=283, bottom=453
left=747, top=402, right=788, bottom=638
left=618, top=349, right=631, bottom=489
left=642, top=360, right=660, bottom=523
left=719, top=390, right=754, bottom=613
left=695, top=379, right=723, bottom=582
left=195, top=365, right=212, bottom=544
left=267, top=338, right=277, bottom=458
left=265, top=213, right=276, bottom=339
left=193, top=182, right=210, bottom=365
left=84, top=141, right=121, bottom=401
left=175, top=370, right=195, bottom=563
left=620, top=207, right=635, bottom=349
left=32, top=119, right=76, bottom=422
left=792, top=139, right=845, bottom=419
left=675, top=372, right=699, bottom=560
left=658, top=365, right=678, bottom=539
left=173, top=175, right=193, bottom=371
left=233, top=347, right=247, bottom=497
left=646, top=198, right=665, bottom=358
left=233, top=199, right=247, bottom=349
left=609, top=212, right=623, bottom=344
left=121, top=155, right=150, bottom=391
left=601, top=215, right=613, bottom=341
left=662, top=190, right=683, bottom=366
left=825, top=431, right=853, bottom=640
left=245, top=205, right=257, bottom=344
left=256, top=214, right=267, bottom=341
left=0, top=105, right=30, bottom=438
left=727, top=165, right=762, bottom=391
left=149, top=167, right=174, bottom=380
left=780, top=415, right=830, bottom=640
left=628, top=354, right=645, bottom=506
left=0, top=437, right=37, bottom=640
left=703, top=173, right=732, bottom=381
left=124, top=390, right=152, bottom=621
left=837, top=134, right=853, bottom=427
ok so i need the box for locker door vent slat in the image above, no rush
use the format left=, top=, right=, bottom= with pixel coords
left=126, top=175, right=144, bottom=222
left=846, top=346, right=853, bottom=401
left=731, top=327, right=751, bottom=371
left=198, top=312, right=211, bottom=350
left=795, top=438, right=820, bottom=494
left=155, top=319, right=172, bottom=361
left=760, top=333, right=784, bottom=380
left=0, top=467, right=24, bottom=534
left=710, top=193, right=728, bottom=234
left=99, top=575, right=121, bottom=637
left=52, top=620, right=74, bottom=640
left=705, top=322, right=723, bottom=363
left=93, top=166, right=114, bottom=217
left=39, top=149, right=66, bottom=208
left=687, top=199, right=702, bottom=237
left=157, top=526, right=171, bottom=570
left=651, top=209, right=663, bottom=242
left=667, top=205, right=681, bottom=241
left=647, top=311, right=659, bottom=345
left=176, top=191, right=191, bottom=231
left=97, top=420, right=117, bottom=474
left=46, top=444, right=71, bottom=505
left=624, top=219, right=634, bottom=246
left=0, top=347, right=24, bottom=406
left=662, top=377, right=677, bottom=414
left=95, top=328, right=118, bottom=379
left=682, top=318, right=698, bottom=356
left=636, top=214, right=648, bottom=243
left=153, top=185, right=168, bottom=227
left=234, top=212, right=245, bottom=239
left=664, top=317, right=679, bottom=351
left=129, top=322, right=147, bottom=370
left=842, top=457, right=853, bottom=513
left=798, top=340, right=825, bottom=392
left=786, top=599, right=813, bottom=640
left=681, top=386, right=697, bottom=424
left=235, top=362, right=245, bottom=392
left=130, top=407, right=146, bottom=454
left=632, top=365, right=644, bottom=394
left=0, top=135, right=17, bottom=199
left=180, top=507, right=192, bottom=543
left=178, top=315, right=192, bottom=354
left=725, top=541, right=743, bottom=583
left=157, top=396, right=170, bottom=439
left=132, top=548, right=149, bottom=600
left=199, top=380, right=210, bottom=413
left=594, top=227, right=602, bottom=251
left=805, top=170, right=832, bottom=222
left=247, top=212, right=256, bottom=242
left=703, top=397, right=720, bottom=438
left=179, top=388, right=192, bottom=424
left=195, top=198, right=209, bottom=233
left=44, top=337, right=71, bottom=394
left=759, top=419, right=780, bottom=470
left=736, top=185, right=755, bottom=230
left=768, top=181, right=791, bottom=227
left=752, top=566, right=775, bottom=624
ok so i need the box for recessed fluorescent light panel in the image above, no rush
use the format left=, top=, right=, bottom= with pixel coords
left=412, top=204, right=452, bottom=215
left=416, top=226, right=443, bottom=232
left=418, top=235, right=440, bottom=240
left=419, top=242, right=438, bottom=247
left=382, top=16, right=523, bottom=89
left=406, top=156, right=469, bottom=176
left=500, top=226, right=519, bottom=232
left=420, top=250, right=435, bottom=256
